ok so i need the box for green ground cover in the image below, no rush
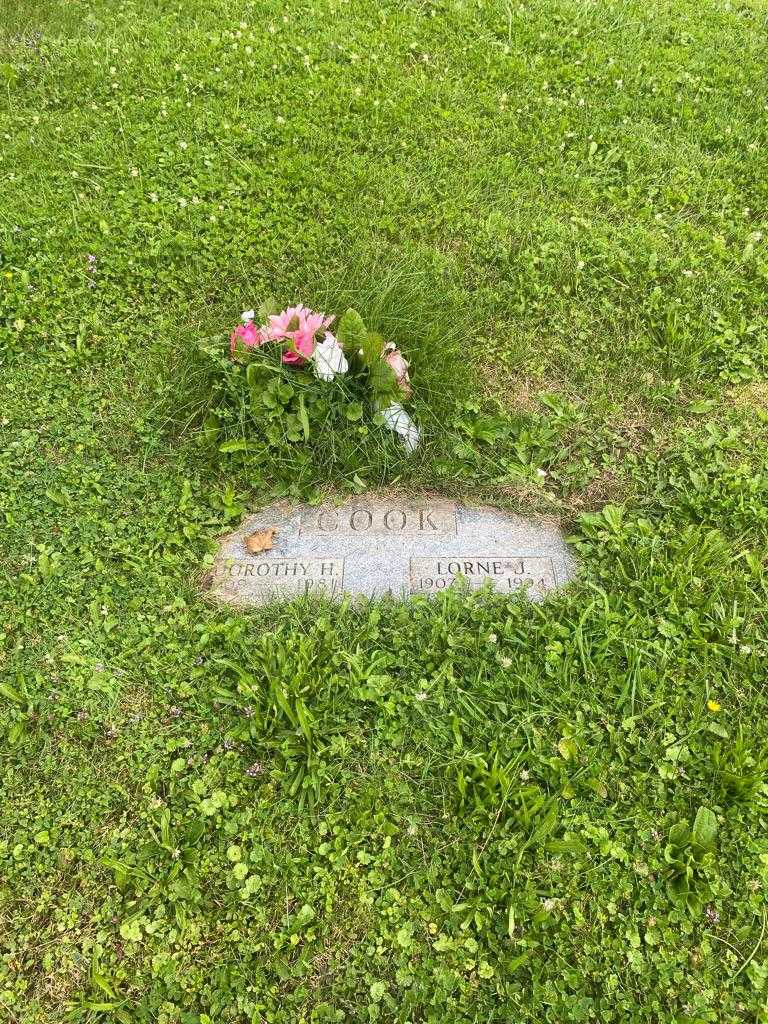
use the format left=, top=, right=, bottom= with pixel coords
left=1, top=0, right=767, bottom=1020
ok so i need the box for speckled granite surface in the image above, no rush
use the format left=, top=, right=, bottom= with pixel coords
left=208, top=497, right=576, bottom=607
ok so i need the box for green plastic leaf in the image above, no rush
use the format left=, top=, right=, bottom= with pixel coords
left=361, top=330, right=385, bottom=369
left=368, top=358, right=396, bottom=397
left=336, top=308, right=367, bottom=356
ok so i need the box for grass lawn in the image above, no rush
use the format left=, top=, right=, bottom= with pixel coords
left=2, top=0, right=768, bottom=1020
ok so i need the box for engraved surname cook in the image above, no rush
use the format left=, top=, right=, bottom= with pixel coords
left=409, top=556, right=557, bottom=596
left=300, top=501, right=456, bottom=537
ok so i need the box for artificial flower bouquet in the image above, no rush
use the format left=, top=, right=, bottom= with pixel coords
left=218, top=301, right=420, bottom=452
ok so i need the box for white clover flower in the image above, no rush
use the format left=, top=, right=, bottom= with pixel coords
left=241, top=309, right=255, bottom=323
left=312, top=332, right=348, bottom=382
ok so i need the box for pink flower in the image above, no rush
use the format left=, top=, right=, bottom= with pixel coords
left=383, top=344, right=412, bottom=397
left=266, top=304, right=334, bottom=366
left=265, top=305, right=301, bottom=340
left=229, top=320, right=265, bottom=356
left=282, top=326, right=317, bottom=365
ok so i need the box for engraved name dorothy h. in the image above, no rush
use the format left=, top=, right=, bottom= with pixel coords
left=223, top=560, right=340, bottom=578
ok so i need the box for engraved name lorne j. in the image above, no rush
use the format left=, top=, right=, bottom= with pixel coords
left=410, top=556, right=557, bottom=595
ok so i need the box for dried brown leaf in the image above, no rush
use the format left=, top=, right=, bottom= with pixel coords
left=244, top=527, right=277, bottom=554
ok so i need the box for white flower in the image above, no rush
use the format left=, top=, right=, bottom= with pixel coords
left=312, top=332, right=348, bottom=381
left=380, top=401, right=420, bottom=453
left=241, top=309, right=255, bottom=323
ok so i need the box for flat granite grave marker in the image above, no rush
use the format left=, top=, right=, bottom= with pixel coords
left=208, top=497, right=575, bottom=607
